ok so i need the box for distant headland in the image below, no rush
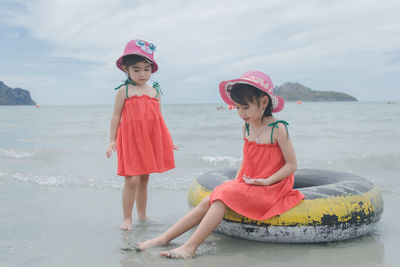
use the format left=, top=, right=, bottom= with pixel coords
left=0, top=81, right=36, bottom=105
left=275, top=82, right=357, bottom=102
left=0, top=80, right=357, bottom=105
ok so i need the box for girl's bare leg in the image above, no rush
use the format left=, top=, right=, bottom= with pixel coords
left=136, top=196, right=211, bottom=250
left=120, top=175, right=139, bottom=230
left=135, top=174, right=150, bottom=221
left=160, top=200, right=226, bottom=259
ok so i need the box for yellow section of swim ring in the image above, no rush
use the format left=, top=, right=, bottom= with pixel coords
left=187, top=180, right=383, bottom=226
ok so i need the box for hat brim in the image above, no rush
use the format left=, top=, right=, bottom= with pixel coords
left=219, top=79, right=284, bottom=113
left=116, top=53, right=158, bottom=73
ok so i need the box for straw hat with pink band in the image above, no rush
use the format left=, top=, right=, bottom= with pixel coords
left=116, top=39, right=158, bottom=73
left=219, top=70, right=284, bottom=113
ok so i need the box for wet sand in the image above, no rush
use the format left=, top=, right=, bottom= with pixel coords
left=1, top=180, right=396, bottom=267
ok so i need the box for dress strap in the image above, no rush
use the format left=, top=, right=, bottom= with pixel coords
left=244, top=123, right=250, bottom=137
left=153, top=82, right=163, bottom=99
left=114, top=79, right=137, bottom=98
left=268, top=120, right=289, bottom=144
left=114, top=80, right=162, bottom=99
left=114, top=79, right=136, bottom=90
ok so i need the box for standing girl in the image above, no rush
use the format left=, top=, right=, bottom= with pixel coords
left=106, top=39, right=177, bottom=230
left=136, top=70, right=304, bottom=258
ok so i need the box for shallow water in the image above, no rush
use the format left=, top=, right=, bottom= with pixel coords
left=1, top=102, right=399, bottom=266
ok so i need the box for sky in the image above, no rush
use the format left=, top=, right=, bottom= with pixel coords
left=0, top=0, right=399, bottom=105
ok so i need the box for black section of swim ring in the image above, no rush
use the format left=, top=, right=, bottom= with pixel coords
left=196, top=168, right=374, bottom=200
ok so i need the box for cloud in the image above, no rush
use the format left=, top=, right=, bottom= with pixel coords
left=2, top=0, right=400, bottom=103
left=6, top=1, right=400, bottom=67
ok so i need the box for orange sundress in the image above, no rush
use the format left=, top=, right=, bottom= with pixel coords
left=209, top=121, right=304, bottom=220
left=116, top=91, right=175, bottom=176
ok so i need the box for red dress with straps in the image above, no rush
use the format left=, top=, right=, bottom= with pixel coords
left=117, top=89, right=175, bottom=176
left=209, top=122, right=304, bottom=220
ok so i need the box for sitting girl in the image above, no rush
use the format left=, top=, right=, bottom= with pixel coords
left=137, top=70, right=305, bottom=258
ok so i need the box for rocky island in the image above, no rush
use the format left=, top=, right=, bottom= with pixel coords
left=275, top=82, right=357, bottom=102
left=0, top=81, right=36, bottom=105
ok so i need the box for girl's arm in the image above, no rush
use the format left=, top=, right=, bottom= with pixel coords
left=233, top=161, right=244, bottom=182
left=243, top=125, right=297, bottom=185
left=106, top=89, right=126, bottom=158
left=224, top=124, right=245, bottom=183
left=232, top=123, right=246, bottom=181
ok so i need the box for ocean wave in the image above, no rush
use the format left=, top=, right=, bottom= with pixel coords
left=299, top=153, right=400, bottom=195
left=149, top=173, right=196, bottom=191
left=302, top=154, right=400, bottom=173
left=0, top=148, right=37, bottom=159
left=0, top=171, right=123, bottom=189
left=0, top=171, right=195, bottom=191
left=201, top=155, right=241, bottom=167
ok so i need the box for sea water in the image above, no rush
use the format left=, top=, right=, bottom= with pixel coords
left=0, top=102, right=399, bottom=267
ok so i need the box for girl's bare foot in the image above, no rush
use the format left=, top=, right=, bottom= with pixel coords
left=120, top=219, right=132, bottom=230
left=160, top=246, right=195, bottom=259
left=136, top=237, right=166, bottom=251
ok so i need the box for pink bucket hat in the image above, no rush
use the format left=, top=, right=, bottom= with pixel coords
left=116, top=39, right=158, bottom=73
left=219, top=70, right=284, bottom=113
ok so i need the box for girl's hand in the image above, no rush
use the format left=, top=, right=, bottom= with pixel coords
left=106, top=141, right=117, bottom=158
left=173, top=144, right=179, bottom=150
left=242, top=175, right=270, bottom=186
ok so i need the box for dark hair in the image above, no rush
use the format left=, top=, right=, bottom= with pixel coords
left=122, top=54, right=153, bottom=70
left=228, top=83, right=272, bottom=117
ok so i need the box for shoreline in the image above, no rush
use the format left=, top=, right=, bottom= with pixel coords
left=1, top=180, right=394, bottom=266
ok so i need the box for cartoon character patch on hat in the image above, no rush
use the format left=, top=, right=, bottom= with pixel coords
left=135, top=40, right=156, bottom=55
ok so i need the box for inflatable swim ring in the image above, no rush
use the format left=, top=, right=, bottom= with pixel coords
left=187, top=168, right=383, bottom=243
